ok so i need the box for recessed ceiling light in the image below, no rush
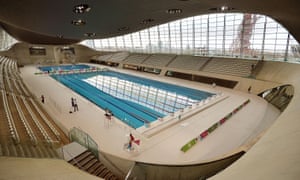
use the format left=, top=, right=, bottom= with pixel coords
left=166, top=9, right=183, bottom=14
left=141, top=18, right=155, bottom=24
left=118, top=26, right=129, bottom=31
left=208, top=6, right=235, bottom=11
left=56, top=35, right=64, bottom=38
left=221, top=6, right=228, bottom=11
left=84, top=32, right=96, bottom=37
left=73, top=4, right=91, bottom=14
left=71, top=19, right=86, bottom=26
left=31, top=46, right=45, bottom=49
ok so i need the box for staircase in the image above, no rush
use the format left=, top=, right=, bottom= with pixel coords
left=68, top=150, right=119, bottom=180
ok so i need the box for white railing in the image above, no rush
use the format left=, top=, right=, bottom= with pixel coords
left=17, top=79, right=30, bottom=96
left=0, top=57, right=4, bottom=89
left=5, top=76, right=13, bottom=92
left=13, top=79, right=22, bottom=94
left=12, top=60, right=20, bottom=80
left=125, top=162, right=136, bottom=180
left=0, top=75, right=4, bottom=90
left=8, top=59, right=13, bottom=78
left=3, top=58, right=9, bottom=78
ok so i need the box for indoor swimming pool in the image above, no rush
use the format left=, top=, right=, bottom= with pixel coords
left=40, top=65, right=215, bottom=128
left=39, top=64, right=91, bottom=72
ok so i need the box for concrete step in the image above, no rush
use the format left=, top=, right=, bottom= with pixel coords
left=0, top=144, right=2, bottom=156
left=37, top=145, right=49, bottom=158
left=2, top=143, right=10, bottom=156
left=8, top=143, right=17, bottom=157
left=15, top=144, right=25, bottom=157
left=21, top=144, right=32, bottom=157
left=28, top=145, right=40, bottom=158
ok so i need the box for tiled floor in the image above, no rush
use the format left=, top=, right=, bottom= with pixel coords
left=20, top=64, right=280, bottom=164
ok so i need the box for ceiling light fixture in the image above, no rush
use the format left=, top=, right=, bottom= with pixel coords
left=166, top=9, right=183, bottom=14
left=84, top=32, right=96, bottom=37
left=208, top=6, right=235, bottom=12
left=31, top=46, right=45, bottom=49
left=118, top=26, right=129, bottom=31
left=221, top=6, right=228, bottom=11
left=73, top=4, right=91, bottom=14
left=141, top=18, right=155, bottom=24
left=71, top=19, right=86, bottom=26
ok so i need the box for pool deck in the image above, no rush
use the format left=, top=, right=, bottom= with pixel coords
left=20, top=64, right=280, bottom=165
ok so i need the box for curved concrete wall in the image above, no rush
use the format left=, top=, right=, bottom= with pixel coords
left=128, top=152, right=245, bottom=179
left=211, top=61, right=300, bottom=180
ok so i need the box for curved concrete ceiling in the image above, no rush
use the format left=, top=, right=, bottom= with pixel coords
left=0, top=0, right=299, bottom=45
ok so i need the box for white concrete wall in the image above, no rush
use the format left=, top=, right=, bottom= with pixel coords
left=0, top=43, right=100, bottom=65
left=211, top=61, right=300, bottom=180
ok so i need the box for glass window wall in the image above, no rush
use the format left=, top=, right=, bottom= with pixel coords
left=81, top=13, right=300, bottom=63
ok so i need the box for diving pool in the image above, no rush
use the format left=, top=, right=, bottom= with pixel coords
left=41, top=65, right=215, bottom=128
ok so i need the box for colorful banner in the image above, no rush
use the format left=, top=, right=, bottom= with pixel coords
left=180, top=99, right=250, bottom=153
left=181, top=138, right=198, bottom=152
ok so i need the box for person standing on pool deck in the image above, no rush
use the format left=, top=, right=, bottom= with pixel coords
left=74, top=98, right=79, bottom=111
left=248, top=86, right=252, bottom=93
left=41, top=95, right=45, bottom=104
left=127, top=133, right=135, bottom=151
left=71, top=97, right=75, bottom=112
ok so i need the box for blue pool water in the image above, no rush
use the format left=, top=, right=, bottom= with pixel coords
left=39, top=64, right=90, bottom=72
left=40, top=65, right=214, bottom=129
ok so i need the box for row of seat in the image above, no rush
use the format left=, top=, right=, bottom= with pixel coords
left=6, top=56, right=61, bottom=139
left=93, top=53, right=114, bottom=61
left=11, top=93, right=37, bottom=144
left=91, top=52, right=258, bottom=77
left=123, top=53, right=150, bottom=64
left=8, top=58, right=31, bottom=96
left=12, top=79, right=22, bottom=94
left=0, top=58, right=31, bottom=145
left=9, top=60, right=20, bottom=80
left=0, top=56, right=62, bottom=145
left=0, top=142, right=60, bottom=158
left=21, top=96, right=52, bottom=143
left=0, top=57, right=5, bottom=89
left=17, top=78, right=30, bottom=96
left=30, top=98, right=61, bottom=141
left=4, top=72, right=13, bottom=92
left=93, top=52, right=129, bottom=62
left=167, top=55, right=209, bottom=71
left=143, top=54, right=176, bottom=67
left=202, top=58, right=256, bottom=77
left=2, top=57, right=29, bottom=96
left=1, top=90, right=20, bottom=144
